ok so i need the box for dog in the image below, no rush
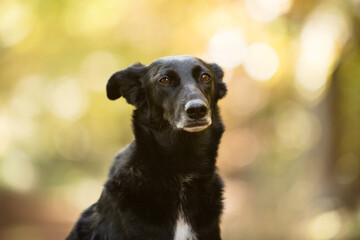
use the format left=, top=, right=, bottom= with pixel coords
left=66, top=55, right=227, bottom=240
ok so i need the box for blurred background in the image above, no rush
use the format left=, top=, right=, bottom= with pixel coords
left=0, top=0, right=360, bottom=239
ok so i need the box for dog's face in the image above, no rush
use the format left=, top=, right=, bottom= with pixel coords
left=107, top=55, right=226, bottom=132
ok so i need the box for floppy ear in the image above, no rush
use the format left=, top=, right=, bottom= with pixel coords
left=210, top=63, right=227, bottom=100
left=106, top=63, right=146, bottom=106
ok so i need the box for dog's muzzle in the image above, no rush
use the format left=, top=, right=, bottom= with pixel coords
left=176, top=99, right=212, bottom=132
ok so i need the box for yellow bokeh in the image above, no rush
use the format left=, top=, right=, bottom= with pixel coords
left=0, top=0, right=360, bottom=239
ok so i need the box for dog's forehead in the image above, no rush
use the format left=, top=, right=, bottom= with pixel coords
left=151, top=55, right=205, bottom=69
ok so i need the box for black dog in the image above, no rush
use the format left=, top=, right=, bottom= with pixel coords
left=66, top=55, right=227, bottom=240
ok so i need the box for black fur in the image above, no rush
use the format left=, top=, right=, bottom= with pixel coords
left=66, top=56, right=227, bottom=240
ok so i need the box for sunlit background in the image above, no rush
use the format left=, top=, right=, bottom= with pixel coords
left=1, top=0, right=360, bottom=239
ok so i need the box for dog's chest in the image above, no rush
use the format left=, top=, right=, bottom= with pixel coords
left=173, top=175, right=198, bottom=240
left=174, top=209, right=196, bottom=240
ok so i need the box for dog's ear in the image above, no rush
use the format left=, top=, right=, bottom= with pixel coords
left=106, top=63, right=146, bottom=106
left=210, top=63, right=227, bottom=100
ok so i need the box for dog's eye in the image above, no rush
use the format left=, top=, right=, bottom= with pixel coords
left=159, top=77, right=171, bottom=85
left=200, top=73, right=211, bottom=83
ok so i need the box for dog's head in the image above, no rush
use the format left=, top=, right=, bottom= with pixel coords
left=106, top=55, right=227, bottom=132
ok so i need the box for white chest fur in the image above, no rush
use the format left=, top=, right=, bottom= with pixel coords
left=173, top=174, right=198, bottom=240
left=174, top=209, right=197, bottom=240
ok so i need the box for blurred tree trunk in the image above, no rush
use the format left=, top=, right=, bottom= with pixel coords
left=326, top=12, right=360, bottom=209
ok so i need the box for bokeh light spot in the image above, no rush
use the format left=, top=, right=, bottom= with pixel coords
left=0, top=112, right=11, bottom=154
left=245, top=0, right=293, bottom=23
left=1, top=150, right=37, bottom=192
left=243, top=42, right=279, bottom=81
left=208, top=28, right=248, bottom=69
left=45, top=77, right=88, bottom=120
left=10, top=75, right=44, bottom=117
left=295, top=5, right=350, bottom=101
left=308, top=211, right=342, bottom=240
left=0, top=3, right=33, bottom=47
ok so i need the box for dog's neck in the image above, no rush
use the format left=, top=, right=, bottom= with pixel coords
left=131, top=108, right=224, bottom=175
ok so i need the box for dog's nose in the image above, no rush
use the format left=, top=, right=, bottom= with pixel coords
left=185, top=100, right=208, bottom=119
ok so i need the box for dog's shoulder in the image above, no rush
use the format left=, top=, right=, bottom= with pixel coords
left=108, top=141, right=135, bottom=179
left=67, top=194, right=127, bottom=240
left=105, top=141, right=147, bottom=200
left=66, top=204, right=102, bottom=240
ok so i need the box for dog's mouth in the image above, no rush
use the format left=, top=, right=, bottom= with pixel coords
left=179, top=117, right=212, bottom=132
